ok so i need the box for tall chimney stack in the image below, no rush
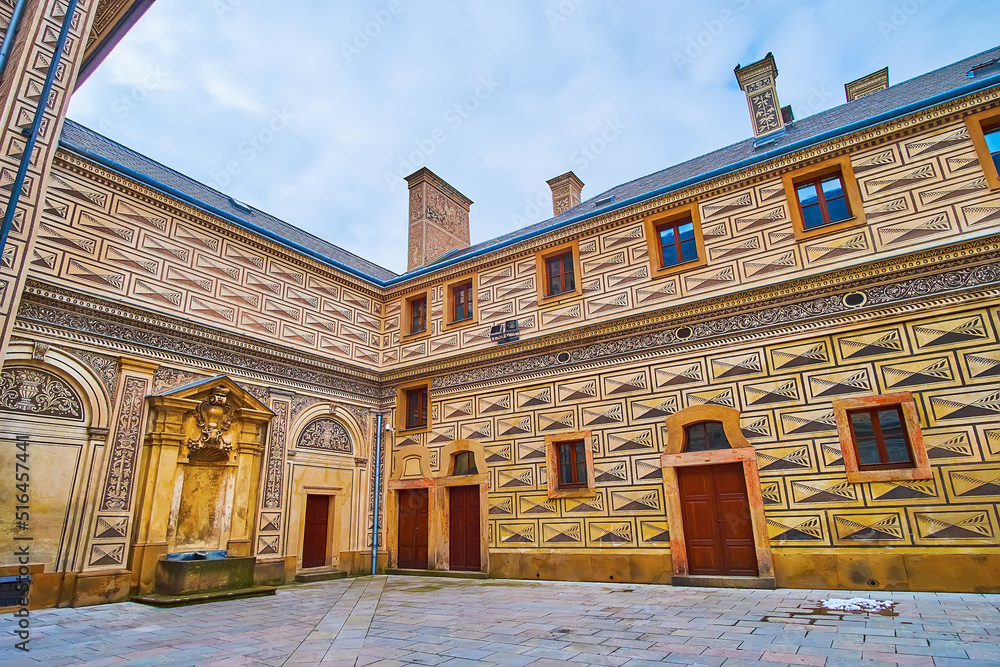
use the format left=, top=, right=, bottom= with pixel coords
left=404, top=168, right=472, bottom=271
left=734, top=52, right=785, bottom=140
left=547, top=171, right=584, bottom=216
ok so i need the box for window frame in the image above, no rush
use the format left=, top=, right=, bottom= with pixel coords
left=400, top=287, right=432, bottom=342
left=793, top=173, right=853, bottom=231
left=965, top=107, right=1000, bottom=191
left=642, top=203, right=707, bottom=279
left=442, top=272, right=479, bottom=331
left=544, top=430, right=595, bottom=499
left=535, top=240, right=583, bottom=303
left=395, top=379, right=432, bottom=434
left=832, top=392, right=931, bottom=484
left=782, top=155, right=867, bottom=241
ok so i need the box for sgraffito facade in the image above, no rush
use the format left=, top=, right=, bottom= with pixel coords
left=0, top=6, right=999, bottom=608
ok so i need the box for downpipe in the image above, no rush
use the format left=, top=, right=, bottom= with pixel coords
left=0, top=0, right=79, bottom=252
left=370, top=412, right=383, bottom=575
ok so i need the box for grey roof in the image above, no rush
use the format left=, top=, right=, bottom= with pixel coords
left=429, top=45, right=1000, bottom=270
left=59, top=120, right=398, bottom=282
left=59, top=45, right=1000, bottom=285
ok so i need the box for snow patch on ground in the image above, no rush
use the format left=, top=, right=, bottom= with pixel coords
left=821, top=598, right=895, bottom=612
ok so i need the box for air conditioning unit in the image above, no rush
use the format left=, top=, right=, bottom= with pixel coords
left=490, top=320, right=519, bottom=344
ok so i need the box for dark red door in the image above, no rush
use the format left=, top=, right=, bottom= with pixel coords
left=677, top=463, right=758, bottom=576
left=397, top=489, right=429, bottom=569
left=449, top=486, right=481, bottom=571
left=302, top=495, right=329, bottom=568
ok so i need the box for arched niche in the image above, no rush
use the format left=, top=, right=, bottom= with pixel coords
left=1, top=341, right=111, bottom=429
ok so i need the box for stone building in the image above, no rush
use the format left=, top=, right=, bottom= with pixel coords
left=0, top=0, right=999, bottom=608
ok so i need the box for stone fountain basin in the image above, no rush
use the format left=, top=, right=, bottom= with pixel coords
left=155, top=554, right=256, bottom=595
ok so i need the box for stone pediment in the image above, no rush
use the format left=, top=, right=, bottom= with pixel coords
left=153, top=375, right=273, bottom=415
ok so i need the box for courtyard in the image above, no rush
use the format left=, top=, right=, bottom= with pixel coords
left=2, top=576, right=999, bottom=666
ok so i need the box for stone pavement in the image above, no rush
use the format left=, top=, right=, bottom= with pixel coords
left=2, top=575, right=1000, bottom=666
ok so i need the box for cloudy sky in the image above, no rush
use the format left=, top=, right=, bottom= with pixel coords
left=68, top=0, right=1000, bottom=275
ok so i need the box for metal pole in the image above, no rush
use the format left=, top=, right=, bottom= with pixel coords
left=0, top=0, right=79, bottom=252
left=0, top=0, right=29, bottom=78
left=370, top=413, right=383, bottom=575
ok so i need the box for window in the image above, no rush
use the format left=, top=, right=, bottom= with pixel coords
left=535, top=241, right=582, bottom=302
left=544, top=431, right=595, bottom=499
left=832, top=392, right=931, bottom=483
left=657, top=218, right=699, bottom=268
left=643, top=203, right=707, bottom=278
left=683, top=421, right=731, bottom=452
left=453, top=451, right=477, bottom=475
left=405, top=387, right=427, bottom=430
left=400, top=288, right=432, bottom=340
left=409, top=296, right=427, bottom=334
left=557, top=440, right=587, bottom=487
left=985, top=125, right=1000, bottom=175
left=452, top=282, right=473, bottom=322
left=965, top=108, right=1000, bottom=191
left=846, top=406, right=912, bottom=470
left=546, top=251, right=575, bottom=297
left=794, top=174, right=852, bottom=230
left=782, top=155, right=866, bottom=240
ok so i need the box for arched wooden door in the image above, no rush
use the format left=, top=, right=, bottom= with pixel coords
left=676, top=462, right=758, bottom=576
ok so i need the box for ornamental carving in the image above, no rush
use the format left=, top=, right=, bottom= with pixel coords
left=101, top=376, right=149, bottom=510
left=0, top=366, right=83, bottom=419
left=187, top=386, right=235, bottom=462
left=262, top=399, right=289, bottom=508
left=298, top=417, right=352, bottom=454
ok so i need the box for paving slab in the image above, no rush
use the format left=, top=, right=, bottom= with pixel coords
left=1, top=576, right=999, bottom=665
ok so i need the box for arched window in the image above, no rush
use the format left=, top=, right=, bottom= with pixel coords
left=683, top=421, right=730, bottom=452
left=453, top=451, right=477, bottom=475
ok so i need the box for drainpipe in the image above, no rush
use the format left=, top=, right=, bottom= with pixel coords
left=370, top=412, right=383, bottom=575
left=0, top=0, right=79, bottom=252
left=0, top=0, right=28, bottom=79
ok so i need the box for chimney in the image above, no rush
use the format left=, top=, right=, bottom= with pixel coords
left=734, top=52, right=785, bottom=140
left=546, top=171, right=584, bottom=216
left=404, top=168, right=472, bottom=271
left=845, top=67, right=889, bottom=102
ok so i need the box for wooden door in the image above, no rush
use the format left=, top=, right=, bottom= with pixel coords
left=449, top=485, right=481, bottom=571
left=677, top=462, right=758, bottom=576
left=302, top=495, right=329, bottom=568
left=397, top=489, right=429, bottom=569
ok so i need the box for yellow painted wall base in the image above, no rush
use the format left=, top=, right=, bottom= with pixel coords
left=773, top=551, right=1000, bottom=593
left=490, top=550, right=673, bottom=585
left=490, top=550, right=1000, bottom=593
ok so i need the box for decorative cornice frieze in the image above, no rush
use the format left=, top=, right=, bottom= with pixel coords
left=431, top=262, right=1000, bottom=395
left=389, top=234, right=1000, bottom=384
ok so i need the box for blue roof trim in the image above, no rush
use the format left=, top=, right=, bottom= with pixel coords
left=392, top=69, right=1000, bottom=285
left=58, top=55, right=1000, bottom=289
left=60, top=138, right=388, bottom=285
